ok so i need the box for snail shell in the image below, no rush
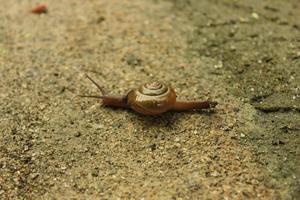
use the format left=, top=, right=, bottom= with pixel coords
left=127, top=81, right=176, bottom=115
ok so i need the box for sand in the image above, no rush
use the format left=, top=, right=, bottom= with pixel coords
left=0, top=0, right=299, bottom=199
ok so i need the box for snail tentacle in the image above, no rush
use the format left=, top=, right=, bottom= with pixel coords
left=172, top=100, right=218, bottom=111
left=85, top=74, right=106, bottom=95
left=80, top=75, right=128, bottom=108
left=79, top=94, right=129, bottom=108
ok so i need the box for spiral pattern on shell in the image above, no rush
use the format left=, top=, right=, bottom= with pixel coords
left=138, top=81, right=168, bottom=96
left=127, top=81, right=177, bottom=115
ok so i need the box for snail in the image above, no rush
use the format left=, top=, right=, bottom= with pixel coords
left=80, top=75, right=217, bottom=115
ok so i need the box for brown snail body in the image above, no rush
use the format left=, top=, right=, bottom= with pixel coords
left=80, top=75, right=217, bottom=115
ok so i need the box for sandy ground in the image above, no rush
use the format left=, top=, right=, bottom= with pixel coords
left=0, top=0, right=299, bottom=199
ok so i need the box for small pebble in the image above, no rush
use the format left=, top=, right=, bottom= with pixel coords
left=148, top=144, right=156, bottom=151
left=251, top=12, right=259, bottom=19
left=174, top=143, right=181, bottom=148
left=210, top=171, right=219, bottom=177
left=94, top=124, right=104, bottom=130
left=125, top=54, right=142, bottom=66
left=233, top=107, right=240, bottom=112
left=74, top=132, right=81, bottom=137
left=221, top=126, right=230, bottom=131
left=31, top=4, right=48, bottom=14
left=30, top=173, right=39, bottom=179
left=91, top=169, right=99, bottom=177
left=97, top=16, right=105, bottom=23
